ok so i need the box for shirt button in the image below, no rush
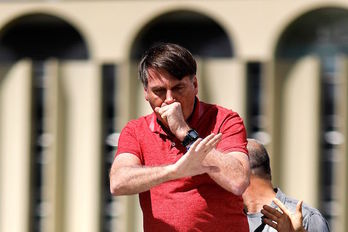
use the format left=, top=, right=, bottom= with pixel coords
left=171, top=142, right=176, bottom=147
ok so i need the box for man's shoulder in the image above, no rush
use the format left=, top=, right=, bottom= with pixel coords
left=301, top=204, right=330, bottom=231
left=301, top=202, right=328, bottom=230
left=200, top=101, right=240, bottom=118
left=276, top=189, right=327, bottom=222
left=123, top=113, right=154, bottom=130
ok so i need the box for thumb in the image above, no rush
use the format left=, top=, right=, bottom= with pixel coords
left=296, top=200, right=303, bottom=216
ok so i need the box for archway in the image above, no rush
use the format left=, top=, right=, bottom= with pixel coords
left=0, top=13, right=89, bottom=61
left=0, top=12, right=90, bottom=232
left=274, top=8, right=348, bottom=228
left=276, top=7, right=348, bottom=59
left=131, top=10, right=233, bottom=59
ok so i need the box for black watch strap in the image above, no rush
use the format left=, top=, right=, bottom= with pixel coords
left=182, top=129, right=199, bottom=147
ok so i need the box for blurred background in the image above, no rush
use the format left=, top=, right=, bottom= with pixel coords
left=0, top=0, right=347, bottom=231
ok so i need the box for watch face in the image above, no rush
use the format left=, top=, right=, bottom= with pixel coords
left=182, top=129, right=199, bottom=147
left=189, top=130, right=199, bottom=139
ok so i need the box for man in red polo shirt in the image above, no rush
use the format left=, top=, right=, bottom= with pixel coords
left=109, top=43, right=250, bottom=231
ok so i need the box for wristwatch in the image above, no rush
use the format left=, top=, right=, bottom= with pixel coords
left=182, top=129, right=199, bottom=147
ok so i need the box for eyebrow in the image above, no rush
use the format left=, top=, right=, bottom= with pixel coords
left=173, top=83, right=185, bottom=88
left=150, top=86, right=166, bottom=91
left=150, top=83, right=185, bottom=91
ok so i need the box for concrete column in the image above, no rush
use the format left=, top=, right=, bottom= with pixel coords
left=58, top=61, right=102, bottom=232
left=42, top=60, right=66, bottom=232
left=335, top=57, right=348, bottom=232
left=0, top=61, right=32, bottom=232
left=198, top=59, right=246, bottom=119
left=280, top=57, right=320, bottom=207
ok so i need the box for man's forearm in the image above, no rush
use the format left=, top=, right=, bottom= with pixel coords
left=203, top=149, right=250, bottom=195
left=110, top=135, right=222, bottom=196
left=110, top=164, right=175, bottom=196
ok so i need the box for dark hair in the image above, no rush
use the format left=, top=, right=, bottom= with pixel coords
left=138, top=43, right=197, bottom=88
left=247, top=139, right=272, bottom=180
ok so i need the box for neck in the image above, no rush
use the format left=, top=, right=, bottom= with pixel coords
left=242, top=176, right=276, bottom=214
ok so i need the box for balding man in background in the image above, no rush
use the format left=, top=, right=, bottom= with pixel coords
left=243, top=139, right=330, bottom=232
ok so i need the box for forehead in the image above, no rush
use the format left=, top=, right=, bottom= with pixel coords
left=147, top=68, right=182, bottom=86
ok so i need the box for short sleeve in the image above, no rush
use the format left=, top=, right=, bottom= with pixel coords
left=304, top=212, right=330, bottom=232
left=216, top=112, right=248, bottom=155
left=115, top=120, right=143, bottom=162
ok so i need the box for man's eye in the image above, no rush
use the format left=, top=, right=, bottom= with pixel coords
left=154, top=89, right=165, bottom=95
left=174, top=86, right=184, bottom=92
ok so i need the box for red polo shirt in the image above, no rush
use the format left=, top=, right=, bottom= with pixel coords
left=116, top=99, right=249, bottom=232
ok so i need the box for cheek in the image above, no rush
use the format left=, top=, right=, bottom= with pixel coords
left=147, top=94, right=164, bottom=107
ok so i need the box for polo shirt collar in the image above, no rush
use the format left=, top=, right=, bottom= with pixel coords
left=187, top=97, right=204, bottom=129
left=271, top=187, right=286, bottom=208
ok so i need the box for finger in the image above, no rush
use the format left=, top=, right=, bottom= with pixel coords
left=199, top=134, right=218, bottom=150
left=296, top=200, right=303, bottom=216
left=211, top=133, right=222, bottom=148
left=188, top=138, right=203, bottom=151
left=263, top=205, right=283, bottom=218
left=273, top=198, right=291, bottom=216
left=262, top=217, right=278, bottom=230
left=205, top=133, right=222, bottom=147
left=155, top=107, right=161, bottom=114
left=201, top=133, right=222, bottom=149
left=202, top=134, right=222, bottom=154
left=261, top=208, right=281, bottom=222
left=155, top=105, right=169, bottom=115
left=195, top=134, right=215, bottom=151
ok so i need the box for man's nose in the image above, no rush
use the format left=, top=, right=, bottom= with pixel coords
left=164, top=91, right=175, bottom=104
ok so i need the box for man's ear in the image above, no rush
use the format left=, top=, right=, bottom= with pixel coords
left=193, top=75, right=198, bottom=95
left=144, top=88, right=149, bottom=101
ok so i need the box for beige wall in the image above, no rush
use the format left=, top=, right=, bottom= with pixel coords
left=0, top=0, right=347, bottom=61
left=0, top=1, right=347, bottom=232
